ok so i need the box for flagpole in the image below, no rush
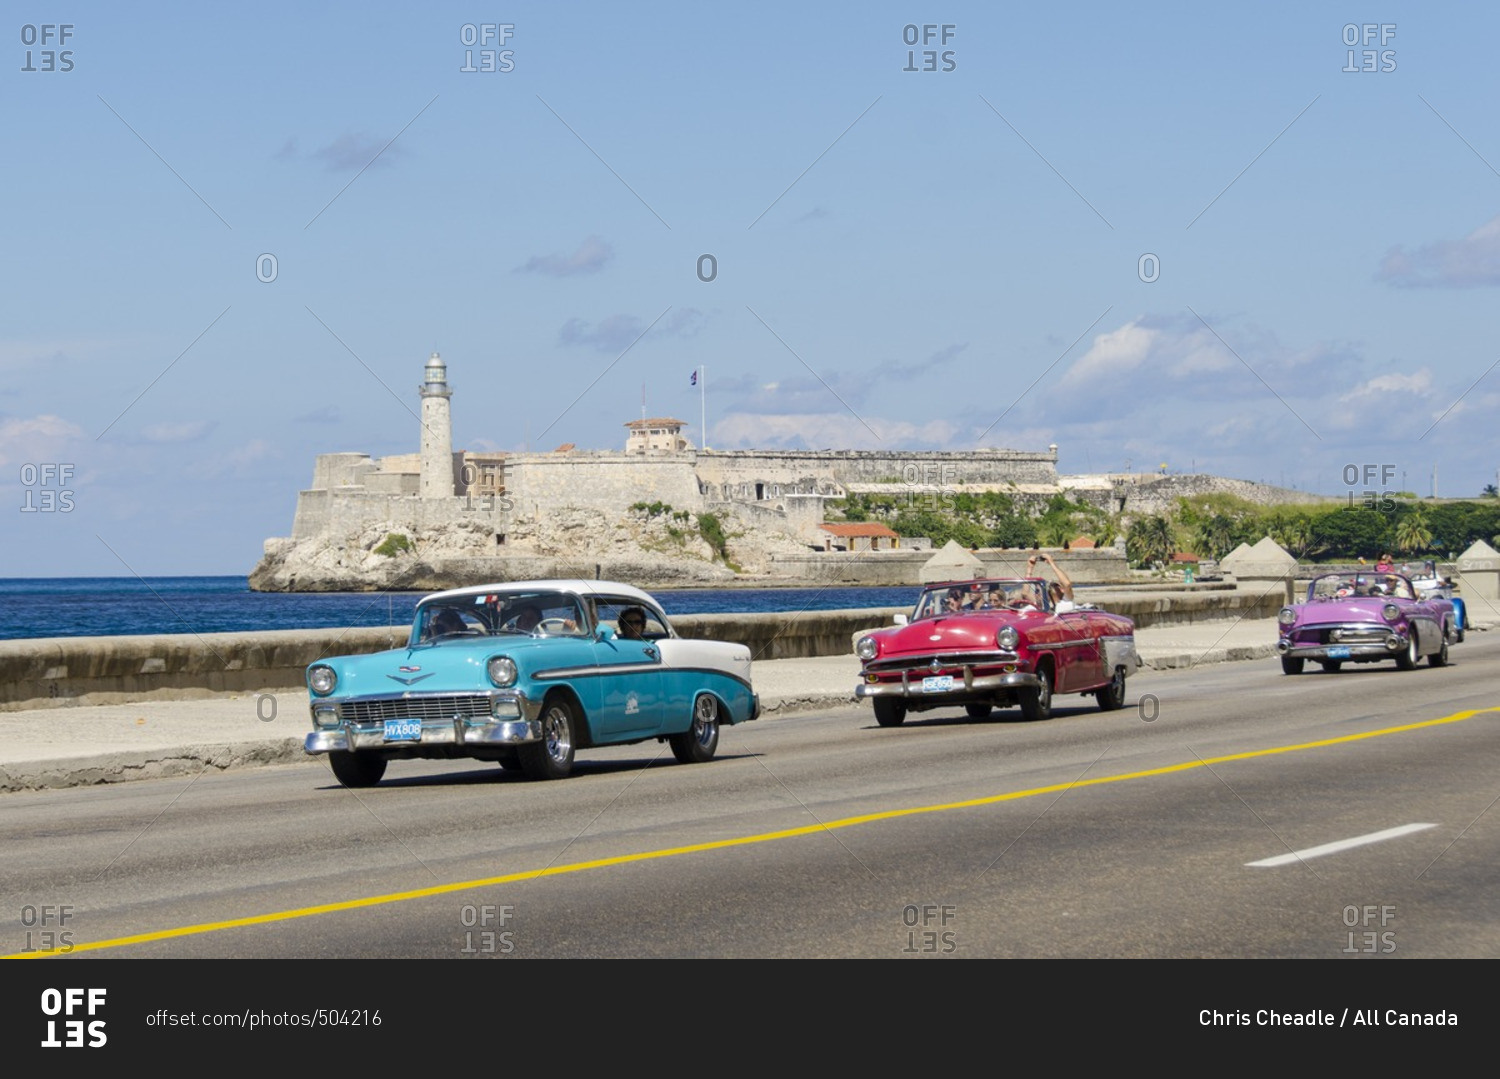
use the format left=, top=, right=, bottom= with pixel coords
left=699, top=364, right=706, bottom=450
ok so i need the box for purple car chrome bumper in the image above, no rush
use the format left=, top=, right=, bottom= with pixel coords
left=1277, top=624, right=1406, bottom=661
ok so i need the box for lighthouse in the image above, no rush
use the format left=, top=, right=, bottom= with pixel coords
left=419, top=351, right=454, bottom=500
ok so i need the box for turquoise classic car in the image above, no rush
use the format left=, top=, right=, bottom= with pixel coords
left=304, top=580, right=758, bottom=785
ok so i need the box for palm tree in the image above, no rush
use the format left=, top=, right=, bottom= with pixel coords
left=1395, top=508, right=1432, bottom=554
left=1126, top=514, right=1176, bottom=568
left=1193, top=515, right=1237, bottom=560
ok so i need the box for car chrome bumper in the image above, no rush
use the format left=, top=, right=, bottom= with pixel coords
left=1276, top=636, right=1405, bottom=660
left=855, top=670, right=1043, bottom=701
left=304, top=691, right=545, bottom=755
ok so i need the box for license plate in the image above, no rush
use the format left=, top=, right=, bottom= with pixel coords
left=1327, top=646, right=1352, bottom=659
left=384, top=718, right=421, bottom=742
left=921, top=675, right=954, bottom=693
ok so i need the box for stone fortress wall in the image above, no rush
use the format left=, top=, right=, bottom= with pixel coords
left=253, top=351, right=1330, bottom=591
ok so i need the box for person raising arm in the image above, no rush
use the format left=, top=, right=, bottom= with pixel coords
left=1028, top=552, right=1077, bottom=613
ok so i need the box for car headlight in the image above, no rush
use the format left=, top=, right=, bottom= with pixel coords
left=487, top=655, right=518, bottom=687
left=997, top=626, right=1018, bottom=650
left=855, top=636, right=878, bottom=661
left=1278, top=607, right=1296, bottom=626
left=308, top=665, right=337, bottom=696
left=1382, top=603, right=1400, bottom=622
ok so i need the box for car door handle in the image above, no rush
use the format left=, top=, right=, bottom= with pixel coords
left=643, top=647, right=658, bottom=660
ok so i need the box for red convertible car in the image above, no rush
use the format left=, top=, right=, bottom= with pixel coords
left=853, top=578, right=1140, bottom=727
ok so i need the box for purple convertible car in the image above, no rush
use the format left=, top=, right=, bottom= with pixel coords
left=1276, top=570, right=1459, bottom=674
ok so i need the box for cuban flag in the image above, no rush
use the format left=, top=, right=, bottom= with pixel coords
left=690, top=369, right=698, bottom=386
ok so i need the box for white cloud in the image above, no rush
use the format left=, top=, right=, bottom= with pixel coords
left=1060, top=318, right=1236, bottom=392
left=1377, top=214, right=1500, bottom=288
left=518, top=235, right=614, bottom=276
left=1337, top=370, right=1433, bottom=401
left=0, top=413, right=86, bottom=470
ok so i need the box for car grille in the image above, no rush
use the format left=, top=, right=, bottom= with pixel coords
left=338, top=694, right=495, bottom=724
left=1294, top=626, right=1390, bottom=645
left=865, top=651, right=1015, bottom=673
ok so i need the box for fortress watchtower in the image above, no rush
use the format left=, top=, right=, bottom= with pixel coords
left=419, top=351, right=455, bottom=499
left=625, top=417, right=691, bottom=453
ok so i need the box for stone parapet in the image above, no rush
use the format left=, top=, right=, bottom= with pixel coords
left=0, top=588, right=1287, bottom=711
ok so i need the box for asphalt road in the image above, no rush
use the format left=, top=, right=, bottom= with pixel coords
left=3, top=637, right=1498, bottom=961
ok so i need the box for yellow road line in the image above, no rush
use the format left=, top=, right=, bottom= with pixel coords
left=8, top=704, right=1496, bottom=958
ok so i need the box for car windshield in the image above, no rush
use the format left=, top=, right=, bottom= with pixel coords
left=1308, top=573, right=1415, bottom=602
left=914, top=580, right=1048, bottom=618
left=1398, top=561, right=1435, bottom=579
left=414, top=591, right=586, bottom=643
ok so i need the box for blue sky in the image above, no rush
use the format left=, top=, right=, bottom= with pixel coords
left=5, top=1, right=1500, bottom=575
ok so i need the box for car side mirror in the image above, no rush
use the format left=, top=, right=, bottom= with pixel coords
left=596, top=626, right=612, bottom=641
left=893, top=613, right=909, bottom=625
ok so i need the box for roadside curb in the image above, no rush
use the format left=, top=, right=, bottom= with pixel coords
left=1140, top=644, right=1282, bottom=671
left=758, top=692, right=857, bottom=717
left=0, top=739, right=304, bottom=794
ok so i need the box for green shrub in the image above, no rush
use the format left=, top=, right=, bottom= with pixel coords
left=374, top=533, right=413, bottom=557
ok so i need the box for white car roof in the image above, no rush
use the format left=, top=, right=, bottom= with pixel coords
left=417, top=580, right=661, bottom=608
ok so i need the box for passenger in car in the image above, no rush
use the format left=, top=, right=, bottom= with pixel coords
left=428, top=609, right=467, bottom=638
left=617, top=606, right=649, bottom=639
left=1030, top=552, right=1077, bottom=613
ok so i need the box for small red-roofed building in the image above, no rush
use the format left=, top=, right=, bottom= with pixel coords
left=818, top=522, right=901, bottom=552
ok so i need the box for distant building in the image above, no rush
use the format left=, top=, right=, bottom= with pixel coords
left=817, top=522, right=901, bottom=552
left=625, top=418, right=691, bottom=453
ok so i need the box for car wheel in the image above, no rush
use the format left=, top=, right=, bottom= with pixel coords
left=1429, top=632, right=1449, bottom=668
left=517, top=696, right=577, bottom=780
left=1280, top=656, right=1304, bottom=675
left=965, top=703, right=992, bottom=720
left=495, top=750, right=522, bottom=772
left=1019, top=667, right=1053, bottom=721
left=1094, top=666, right=1126, bottom=711
left=670, top=694, right=721, bottom=764
left=1394, top=634, right=1419, bottom=671
left=1319, top=660, right=1343, bottom=673
left=873, top=698, right=907, bottom=727
left=328, top=751, right=386, bottom=788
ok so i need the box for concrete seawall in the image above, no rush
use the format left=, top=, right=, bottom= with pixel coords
left=0, top=588, right=1287, bottom=712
